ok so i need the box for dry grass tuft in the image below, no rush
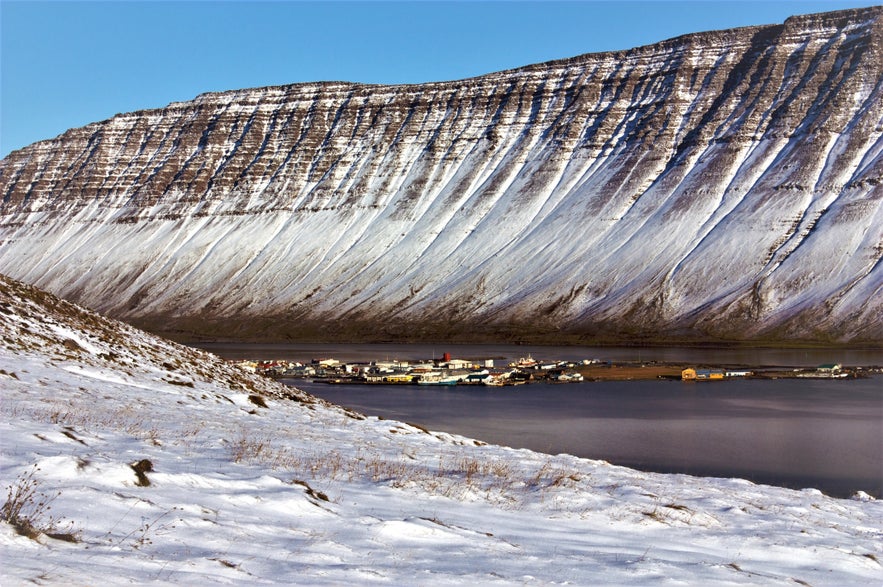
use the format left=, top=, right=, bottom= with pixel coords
left=2, top=465, right=80, bottom=542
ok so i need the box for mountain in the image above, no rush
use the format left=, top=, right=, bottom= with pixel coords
left=2, top=273, right=882, bottom=584
left=1, top=7, right=881, bottom=344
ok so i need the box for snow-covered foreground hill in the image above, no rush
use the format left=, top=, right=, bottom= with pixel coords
left=1, top=273, right=881, bottom=585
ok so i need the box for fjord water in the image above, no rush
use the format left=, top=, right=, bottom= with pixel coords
left=197, top=343, right=883, bottom=498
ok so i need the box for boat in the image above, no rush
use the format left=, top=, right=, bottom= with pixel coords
left=417, top=373, right=460, bottom=386
left=556, top=373, right=584, bottom=382
left=509, top=354, right=537, bottom=368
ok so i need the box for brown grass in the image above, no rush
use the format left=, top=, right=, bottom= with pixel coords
left=2, top=466, right=80, bottom=542
left=577, top=364, right=684, bottom=380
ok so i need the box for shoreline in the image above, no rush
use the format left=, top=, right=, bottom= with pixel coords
left=249, top=356, right=879, bottom=385
left=139, top=317, right=883, bottom=351
left=573, top=362, right=874, bottom=381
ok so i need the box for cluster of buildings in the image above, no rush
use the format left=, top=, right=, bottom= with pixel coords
left=681, top=368, right=751, bottom=381
left=681, top=363, right=855, bottom=381
left=234, top=353, right=595, bottom=386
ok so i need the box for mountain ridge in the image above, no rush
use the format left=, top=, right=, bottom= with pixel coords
left=1, top=6, right=881, bottom=344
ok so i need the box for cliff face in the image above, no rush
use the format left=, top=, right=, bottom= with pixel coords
left=2, top=7, right=882, bottom=343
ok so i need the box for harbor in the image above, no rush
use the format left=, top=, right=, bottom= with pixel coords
left=230, top=352, right=875, bottom=386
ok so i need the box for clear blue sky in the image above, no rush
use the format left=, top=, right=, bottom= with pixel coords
left=2, top=0, right=879, bottom=157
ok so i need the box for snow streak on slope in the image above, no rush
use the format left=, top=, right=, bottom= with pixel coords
left=2, top=273, right=882, bottom=585
left=0, top=8, right=882, bottom=343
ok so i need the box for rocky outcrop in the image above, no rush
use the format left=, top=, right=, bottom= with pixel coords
left=1, top=7, right=881, bottom=344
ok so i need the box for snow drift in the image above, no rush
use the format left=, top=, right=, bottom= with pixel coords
left=1, top=7, right=881, bottom=343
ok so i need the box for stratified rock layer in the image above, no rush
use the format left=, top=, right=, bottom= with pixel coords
left=2, top=7, right=881, bottom=343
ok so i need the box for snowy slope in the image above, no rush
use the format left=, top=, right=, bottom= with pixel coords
left=2, top=278, right=882, bottom=585
left=0, top=7, right=882, bottom=344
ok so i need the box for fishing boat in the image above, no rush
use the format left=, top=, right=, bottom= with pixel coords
left=417, top=373, right=460, bottom=386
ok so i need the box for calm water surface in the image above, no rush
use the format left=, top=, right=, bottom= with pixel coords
left=196, top=343, right=883, bottom=498
left=196, top=341, right=883, bottom=368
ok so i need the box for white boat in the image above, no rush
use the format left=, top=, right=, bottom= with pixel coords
left=417, top=373, right=459, bottom=386
left=557, top=373, right=584, bottom=382
left=509, top=354, right=537, bottom=368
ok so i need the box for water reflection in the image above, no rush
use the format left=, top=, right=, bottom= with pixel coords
left=195, top=341, right=883, bottom=368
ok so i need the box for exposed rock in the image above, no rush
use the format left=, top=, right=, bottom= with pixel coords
left=1, top=7, right=881, bottom=344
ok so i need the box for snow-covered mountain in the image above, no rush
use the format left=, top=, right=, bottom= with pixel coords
left=1, top=7, right=881, bottom=343
left=2, top=273, right=881, bottom=584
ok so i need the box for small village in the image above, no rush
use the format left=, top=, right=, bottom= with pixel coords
left=232, top=353, right=872, bottom=386
left=235, top=353, right=589, bottom=387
